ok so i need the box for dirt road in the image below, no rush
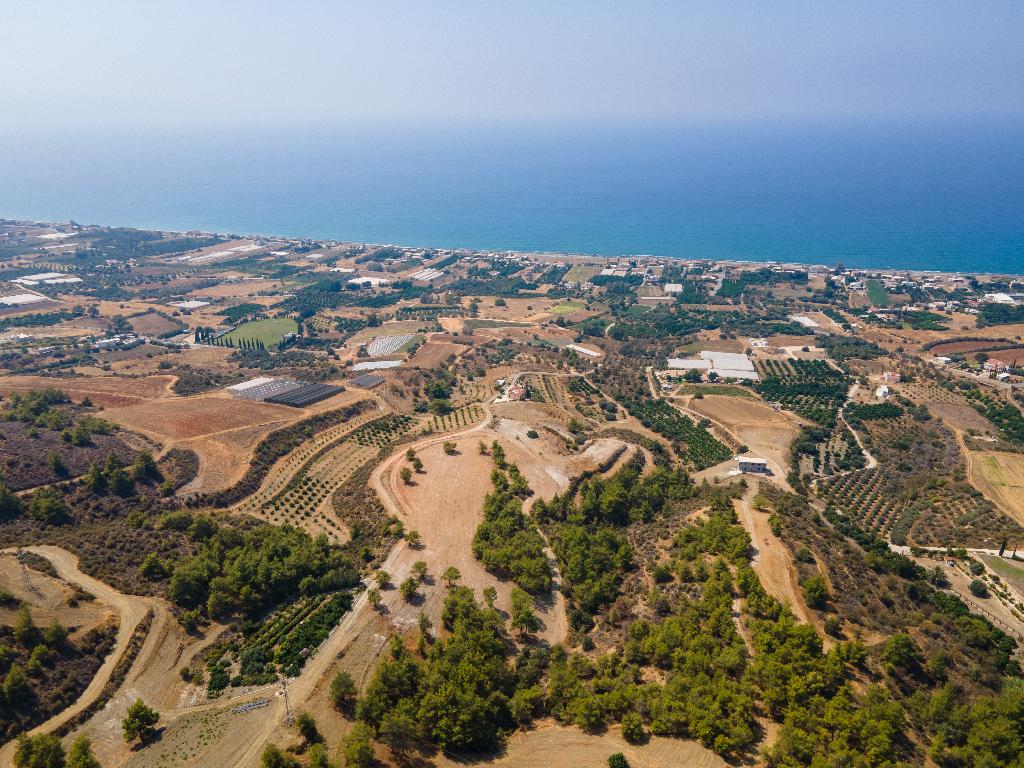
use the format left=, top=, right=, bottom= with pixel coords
left=733, top=485, right=824, bottom=641
left=0, top=546, right=158, bottom=766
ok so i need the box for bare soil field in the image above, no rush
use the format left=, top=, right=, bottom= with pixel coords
left=187, top=278, right=286, bottom=298
left=928, top=402, right=997, bottom=436
left=101, top=392, right=299, bottom=441
left=104, top=389, right=368, bottom=494
left=0, top=375, right=175, bottom=407
left=970, top=450, right=1024, bottom=525
left=128, top=311, right=182, bottom=337
left=684, top=394, right=800, bottom=475
left=406, top=340, right=467, bottom=368
left=471, top=297, right=559, bottom=323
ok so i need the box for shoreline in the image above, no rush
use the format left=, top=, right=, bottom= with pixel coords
left=3, top=215, right=1023, bottom=280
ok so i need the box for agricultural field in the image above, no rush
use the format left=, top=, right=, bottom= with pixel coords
left=865, top=279, right=891, bottom=306
left=970, top=450, right=1024, bottom=526
left=626, top=398, right=732, bottom=469
left=550, top=300, right=584, bottom=314
left=218, top=317, right=297, bottom=348
left=754, top=358, right=848, bottom=426
left=365, top=332, right=420, bottom=356
left=203, top=592, right=353, bottom=696
left=562, top=265, right=602, bottom=283
left=427, top=402, right=484, bottom=432
left=820, top=414, right=1024, bottom=548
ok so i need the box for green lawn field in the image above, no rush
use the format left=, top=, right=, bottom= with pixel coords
left=220, top=317, right=298, bottom=348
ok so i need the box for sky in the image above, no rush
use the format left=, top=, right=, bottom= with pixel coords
left=1, top=1, right=1022, bottom=129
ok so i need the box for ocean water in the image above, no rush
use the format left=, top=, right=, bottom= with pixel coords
left=1, top=121, right=1022, bottom=273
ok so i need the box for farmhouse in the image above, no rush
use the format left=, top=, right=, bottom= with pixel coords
left=737, top=456, right=770, bottom=474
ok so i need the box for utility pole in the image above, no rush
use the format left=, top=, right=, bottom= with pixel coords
left=281, top=678, right=293, bottom=726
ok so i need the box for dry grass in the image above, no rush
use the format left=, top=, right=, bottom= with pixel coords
left=971, top=450, right=1024, bottom=526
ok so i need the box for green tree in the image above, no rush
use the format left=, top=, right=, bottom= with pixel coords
left=3, top=663, right=31, bottom=703
left=883, top=633, right=920, bottom=671
left=367, top=587, right=382, bottom=610
left=295, top=711, right=321, bottom=745
left=139, top=553, right=168, bottom=581
left=510, top=588, right=540, bottom=635
left=306, top=743, right=331, bottom=768
left=13, top=733, right=64, bottom=768
left=0, top=478, right=24, bottom=519
left=260, top=744, right=299, bottom=768
left=122, top=698, right=159, bottom=743
left=15, top=605, right=39, bottom=647
left=411, top=560, right=428, bottom=581
left=48, top=451, right=67, bottom=477
left=405, top=529, right=421, bottom=548
left=330, top=670, right=357, bottom=711
left=66, top=736, right=101, bottom=768
left=400, top=466, right=413, bottom=485
left=441, top=566, right=461, bottom=588
left=443, top=441, right=457, bottom=455
left=27, top=485, right=69, bottom=524
left=43, top=619, right=68, bottom=648
left=83, top=460, right=105, bottom=493
left=608, top=753, right=630, bottom=768
left=802, top=575, right=830, bottom=609
left=342, top=722, right=375, bottom=768
left=400, top=577, right=419, bottom=602
left=621, top=711, right=644, bottom=744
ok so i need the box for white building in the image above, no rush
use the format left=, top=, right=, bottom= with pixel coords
left=664, top=283, right=683, bottom=294
left=737, top=457, right=769, bottom=474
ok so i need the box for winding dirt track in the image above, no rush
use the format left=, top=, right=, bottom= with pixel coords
left=733, top=485, right=822, bottom=638
left=0, top=546, right=160, bottom=766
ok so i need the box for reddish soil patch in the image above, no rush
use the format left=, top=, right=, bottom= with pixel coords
left=128, top=311, right=182, bottom=336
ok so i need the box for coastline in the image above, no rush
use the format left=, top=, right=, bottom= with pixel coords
left=4, top=216, right=1023, bottom=280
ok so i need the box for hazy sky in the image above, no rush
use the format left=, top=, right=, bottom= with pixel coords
left=2, top=1, right=1022, bottom=128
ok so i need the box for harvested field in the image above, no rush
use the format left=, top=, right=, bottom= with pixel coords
left=103, top=389, right=367, bottom=494
left=971, top=450, right=1024, bottom=526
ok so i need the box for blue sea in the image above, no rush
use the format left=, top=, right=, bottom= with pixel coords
left=1, top=121, right=1022, bottom=273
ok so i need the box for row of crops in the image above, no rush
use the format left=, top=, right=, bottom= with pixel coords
left=754, top=359, right=849, bottom=427
left=430, top=403, right=483, bottom=432
left=795, top=424, right=866, bottom=477
left=206, top=592, right=353, bottom=695
left=233, top=407, right=382, bottom=516
left=819, top=468, right=914, bottom=540
left=352, top=414, right=413, bottom=447
left=626, top=399, right=731, bottom=470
